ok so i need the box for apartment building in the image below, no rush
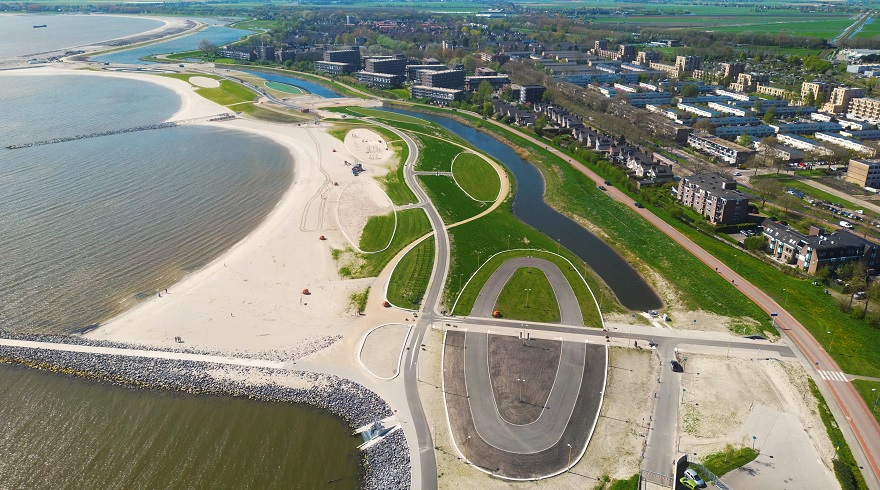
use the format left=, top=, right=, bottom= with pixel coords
left=420, top=69, right=466, bottom=90
left=729, top=73, right=769, bottom=93
left=315, top=61, right=357, bottom=75
left=756, top=84, right=789, bottom=98
left=675, top=55, right=702, bottom=73
left=677, top=173, right=750, bottom=224
left=410, top=85, right=463, bottom=104
left=323, top=47, right=360, bottom=65
left=847, top=97, right=880, bottom=120
left=775, top=134, right=833, bottom=155
left=801, top=81, right=834, bottom=102
left=636, top=51, right=660, bottom=65
left=762, top=220, right=878, bottom=274
left=846, top=159, right=880, bottom=187
left=822, top=87, right=867, bottom=113
left=520, top=85, right=546, bottom=104
left=364, top=58, right=406, bottom=77
left=686, top=132, right=754, bottom=165
left=354, top=71, right=404, bottom=89
left=814, top=133, right=877, bottom=157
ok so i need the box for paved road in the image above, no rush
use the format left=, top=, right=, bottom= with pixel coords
left=470, top=257, right=583, bottom=325
left=642, top=343, right=680, bottom=477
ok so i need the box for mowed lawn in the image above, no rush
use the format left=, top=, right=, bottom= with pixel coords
left=418, top=175, right=488, bottom=224
left=452, top=152, right=501, bottom=202
left=494, top=267, right=561, bottom=323
left=709, top=19, right=853, bottom=38
left=851, top=379, right=880, bottom=424
left=387, top=237, right=435, bottom=308
left=359, top=212, right=396, bottom=253
left=357, top=208, right=431, bottom=277
left=415, top=135, right=465, bottom=172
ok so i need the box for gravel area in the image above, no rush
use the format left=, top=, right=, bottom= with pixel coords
left=0, top=339, right=409, bottom=490
left=488, top=335, right=561, bottom=425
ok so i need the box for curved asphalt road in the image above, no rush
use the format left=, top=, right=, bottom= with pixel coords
left=465, top=257, right=599, bottom=454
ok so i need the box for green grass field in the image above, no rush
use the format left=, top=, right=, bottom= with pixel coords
left=265, top=81, right=305, bottom=94
left=854, top=18, right=880, bottom=38
left=494, top=267, right=561, bottom=323
left=708, top=19, right=853, bottom=38
left=359, top=212, right=396, bottom=253
left=341, top=208, right=431, bottom=278
left=414, top=135, right=465, bottom=172
left=851, top=379, right=880, bottom=424
left=452, top=152, right=501, bottom=202
left=418, top=175, right=489, bottom=224
left=811, top=379, right=870, bottom=489
left=387, top=237, right=435, bottom=309
left=193, top=79, right=257, bottom=106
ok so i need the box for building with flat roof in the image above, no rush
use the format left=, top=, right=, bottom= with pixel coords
left=847, top=97, right=880, bottom=120
left=687, top=132, right=754, bottom=165
left=315, top=61, right=357, bottom=75
left=756, top=84, right=789, bottom=98
left=410, top=85, right=463, bottom=104
left=323, top=47, right=360, bottom=65
left=846, top=159, right=880, bottom=187
left=814, top=132, right=877, bottom=156
left=520, top=85, right=546, bottom=104
left=364, top=58, right=406, bottom=76
left=823, top=87, right=867, bottom=113
left=636, top=51, right=660, bottom=66
left=762, top=219, right=878, bottom=273
left=421, top=69, right=465, bottom=90
left=677, top=173, right=750, bottom=224
left=755, top=141, right=806, bottom=162
left=729, top=73, right=769, bottom=93
left=466, top=75, right=510, bottom=91
left=354, top=71, right=404, bottom=89
left=776, top=134, right=833, bottom=156
left=802, top=81, right=834, bottom=102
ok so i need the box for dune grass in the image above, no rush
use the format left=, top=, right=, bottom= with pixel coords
left=452, top=152, right=500, bottom=201
left=494, top=267, right=561, bottom=323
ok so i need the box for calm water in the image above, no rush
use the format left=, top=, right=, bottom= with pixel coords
left=242, top=69, right=342, bottom=99
left=386, top=108, right=663, bottom=310
left=0, top=363, right=361, bottom=489
left=0, top=74, right=293, bottom=333
left=0, top=14, right=164, bottom=58
left=0, top=72, right=364, bottom=488
left=92, top=25, right=250, bottom=64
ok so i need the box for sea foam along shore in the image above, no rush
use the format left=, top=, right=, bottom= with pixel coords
left=0, top=332, right=411, bottom=490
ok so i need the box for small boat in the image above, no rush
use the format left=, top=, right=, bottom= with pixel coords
left=33, top=24, right=47, bottom=28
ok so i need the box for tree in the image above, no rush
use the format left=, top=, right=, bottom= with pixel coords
left=534, top=115, right=547, bottom=137
left=751, top=178, right=783, bottom=207
left=482, top=101, right=493, bottom=117
left=680, top=84, right=699, bottom=98
left=744, top=235, right=767, bottom=251
left=762, top=107, right=776, bottom=125
left=753, top=99, right=763, bottom=114
left=736, top=133, right=754, bottom=147
left=694, top=119, right=716, bottom=135
left=198, top=39, right=218, bottom=58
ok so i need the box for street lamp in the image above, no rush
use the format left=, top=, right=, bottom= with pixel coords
left=525, top=288, right=532, bottom=308
left=782, top=288, right=789, bottom=308
left=517, top=377, right=526, bottom=403
left=566, top=443, right=572, bottom=466
left=873, top=388, right=879, bottom=413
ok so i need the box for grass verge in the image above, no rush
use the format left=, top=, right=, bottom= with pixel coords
left=701, top=445, right=759, bottom=477
left=494, top=267, right=561, bottom=323
left=387, top=237, right=435, bottom=308
left=608, top=474, right=639, bottom=490
left=414, top=134, right=465, bottom=172
left=810, top=378, right=870, bottom=489
left=359, top=212, right=396, bottom=253
left=418, top=175, right=488, bottom=224
left=349, top=288, right=370, bottom=315
left=452, top=152, right=500, bottom=201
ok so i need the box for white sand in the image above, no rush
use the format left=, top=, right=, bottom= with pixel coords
left=189, top=75, right=220, bottom=88
left=0, top=66, right=407, bottom=359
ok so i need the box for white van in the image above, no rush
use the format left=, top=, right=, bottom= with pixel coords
left=840, top=220, right=854, bottom=229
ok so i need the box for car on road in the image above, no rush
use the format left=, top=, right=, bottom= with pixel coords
left=598, top=185, right=606, bottom=191
left=684, top=468, right=706, bottom=488
left=670, top=360, right=683, bottom=372
left=679, top=476, right=699, bottom=490
left=634, top=202, right=644, bottom=208
left=603, top=180, right=612, bottom=185
left=733, top=171, right=742, bottom=176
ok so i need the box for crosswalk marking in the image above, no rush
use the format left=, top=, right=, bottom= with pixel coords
left=819, top=370, right=849, bottom=382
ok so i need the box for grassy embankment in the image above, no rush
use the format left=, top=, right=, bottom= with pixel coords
left=359, top=213, right=396, bottom=253
left=418, top=175, right=489, bottom=225
left=494, top=267, right=561, bottom=323
left=452, top=152, right=501, bottom=202
left=387, top=237, right=435, bottom=309
left=851, top=379, right=880, bottom=424
left=811, top=379, right=870, bottom=489
left=405, top=104, right=880, bottom=377
left=413, top=136, right=464, bottom=172
left=156, top=73, right=306, bottom=123
left=224, top=65, right=364, bottom=99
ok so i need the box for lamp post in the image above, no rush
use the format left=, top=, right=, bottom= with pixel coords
left=873, top=388, right=879, bottom=413
left=783, top=288, right=789, bottom=308
left=525, top=288, right=532, bottom=308
left=517, top=377, right=526, bottom=403
left=567, top=443, right=572, bottom=466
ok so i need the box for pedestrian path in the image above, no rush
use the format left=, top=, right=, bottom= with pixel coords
left=818, top=370, right=850, bottom=382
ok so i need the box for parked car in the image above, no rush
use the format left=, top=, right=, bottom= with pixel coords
left=670, top=360, right=683, bottom=372
left=634, top=202, right=644, bottom=208
left=598, top=185, right=607, bottom=191
left=679, top=477, right=698, bottom=490
left=733, top=171, right=742, bottom=176
left=684, top=468, right=707, bottom=488
left=604, top=180, right=612, bottom=185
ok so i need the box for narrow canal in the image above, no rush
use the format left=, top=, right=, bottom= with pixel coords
left=384, top=107, right=663, bottom=311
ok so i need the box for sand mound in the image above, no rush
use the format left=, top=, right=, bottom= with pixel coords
left=344, top=128, right=394, bottom=164
left=336, top=180, right=395, bottom=251
left=189, top=76, right=220, bottom=88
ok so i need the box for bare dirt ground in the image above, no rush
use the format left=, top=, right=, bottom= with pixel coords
left=488, top=335, right=561, bottom=425
left=360, top=323, right=409, bottom=379
left=419, top=328, right=657, bottom=488
left=678, top=354, right=835, bottom=485
left=188, top=76, right=219, bottom=88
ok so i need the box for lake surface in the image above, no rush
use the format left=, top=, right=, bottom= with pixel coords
left=0, top=363, right=361, bottom=489
left=385, top=108, right=663, bottom=311
left=242, top=69, right=342, bottom=98
left=0, top=74, right=293, bottom=333
left=0, top=14, right=164, bottom=59
left=92, top=25, right=250, bottom=64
